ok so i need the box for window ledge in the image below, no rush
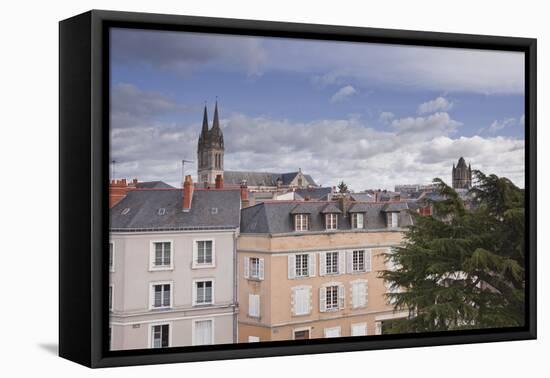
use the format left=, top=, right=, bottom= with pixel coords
left=149, top=266, right=174, bottom=272
left=192, top=264, right=216, bottom=269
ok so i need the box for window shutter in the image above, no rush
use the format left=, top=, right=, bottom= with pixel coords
left=259, top=258, right=265, bottom=280
left=319, top=252, right=326, bottom=276
left=249, top=294, right=259, bottom=317
left=291, top=288, right=296, bottom=315
left=319, top=287, right=327, bottom=312
left=338, top=284, right=345, bottom=309
left=338, top=251, right=346, bottom=274
left=192, top=241, right=197, bottom=266
left=365, top=250, right=372, bottom=272
left=306, top=286, right=312, bottom=314
left=351, top=282, right=359, bottom=309
left=288, top=255, right=296, bottom=279
left=363, top=280, right=369, bottom=307
left=244, top=257, right=249, bottom=279
left=308, top=253, right=316, bottom=277
left=346, top=250, right=353, bottom=273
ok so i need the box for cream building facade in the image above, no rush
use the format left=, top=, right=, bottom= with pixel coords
left=237, top=199, right=411, bottom=342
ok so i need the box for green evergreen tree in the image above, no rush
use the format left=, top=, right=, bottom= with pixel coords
left=380, top=171, right=525, bottom=334
left=337, top=180, right=348, bottom=193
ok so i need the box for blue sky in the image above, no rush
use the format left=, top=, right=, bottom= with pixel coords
left=110, top=28, right=525, bottom=190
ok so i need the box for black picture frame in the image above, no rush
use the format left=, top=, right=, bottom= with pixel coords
left=59, top=9, right=537, bottom=368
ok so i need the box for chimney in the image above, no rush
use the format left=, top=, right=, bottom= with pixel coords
left=240, top=180, right=250, bottom=208
left=215, top=174, right=224, bottom=189
left=183, top=175, right=194, bottom=211
left=339, top=195, right=350, bottom=216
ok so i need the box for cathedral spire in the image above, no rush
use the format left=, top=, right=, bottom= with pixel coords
left=212, top=100, right=220, bottom=131
left=201, top=105, right=209, bottom=137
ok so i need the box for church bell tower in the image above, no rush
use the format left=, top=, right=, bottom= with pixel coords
left=197, top=102, right=224, bottom=184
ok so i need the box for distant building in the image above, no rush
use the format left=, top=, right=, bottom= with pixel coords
left=452, top=157, right=472, bottom=189
left=109, top=175, right=243, bottom=350
left=196, top=102, right=319, bottom=191
left=237, top=197, right=412, bottom=342
left=394, top=184, right=436, bottom=194
left=109, top=178, right=174, bottom=208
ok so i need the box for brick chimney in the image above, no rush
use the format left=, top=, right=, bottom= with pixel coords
left=215, top=174, right=224, bottom=189
left=109, top=178, right=135, bottom=208
left=183, top=175, right=194, bottom=211
left=240, top=180, right=250, bottom=208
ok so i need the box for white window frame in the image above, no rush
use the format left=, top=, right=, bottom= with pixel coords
left=325, top=251, right=339, bottom=275
left=248, top=293, right=260, bottom=318
left=109, top=284, right=113, bottom=312
left=109, top=241, right=115, bottom=272
left=324, top=326, right=341, bottom=338
left=291, top=285, right=312, bottom=316
left=148, top=322, right=172, bottom=349
left=149, top=240, right=174, bottom=271
left=192, top=318, right=215, bottom=346
left=295, top=254, right=309, bottom=277
left=149, top=281, right=173, bottom=310
left=351, top=323, right=367, bottom=336
left=352, top=213, right=365, bottom=229
left=192, top=278, right=215, bottom=306
left=288, top=253, right=315, bottom=279
left=292, top=326, right=312, bottom=340
left=248, top=336, right=260, bottom=343
left=388, top=212, right=399, bottom=228
left=325, top=213, right=338, bottom=230
left=294, top=214, right=309, bottom=232
left=245, top=256, right=265, bottom=280
left=192, top=239, right=216, bottom=268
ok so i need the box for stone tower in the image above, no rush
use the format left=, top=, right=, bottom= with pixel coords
left=452, top=157, right=472, bottom=189
left=197, top=102, right=224, bottom=184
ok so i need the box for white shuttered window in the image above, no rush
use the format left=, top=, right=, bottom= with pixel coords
left=351, top=280, right=368, bottom=308
left=248, top=294, right=260, bottom=317
left=292, top=286, right=311, bottom=316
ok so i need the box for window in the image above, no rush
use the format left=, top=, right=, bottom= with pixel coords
left=248, top=336, right=260, bottom=342
left=292, top=286, right=311, bottom=316
left=388, top=212, right=399, bottom=228
left=325, top=285, right=339, bottom=310
left=194, top=280, right=213, bottom=305
left=288, top=254, right=315, bottom=279
left=324, top=327, right=341, bottom=338
left=325, top=213, right=338, bottom=230
left=193, top=319, right=213, bottom=345
left=352, top=213, right=364, bottom=229
left=326, top=252, right=339, bottom=274
left=295, top=254, right=309, bottom=277
left=293, top=329, right=310, bottom=340
left=248, top=294, right=260, bottom=317
left=150, top=241, right=172, bottom=270
left=109, top=242, right=115, bottom=272
left=351, top=323, right=367, bottom=336
left=109, top=285, right=113, bottom=311
left=194, top=240, right=214, bottom=267
left=353, top=250, right=365, bottom=272
left=151, top=283, right=171, bottom=309
left=320, top=284, right=344, bottom=312
left=375, top=321, right=382, bottom=335
left=351, top=280, right=368, bottom=308
left=151, top=324, right=170, bottom=348
left=294, top=214, right=309, bottom=231
left=244, top=256, right=264, bottom=280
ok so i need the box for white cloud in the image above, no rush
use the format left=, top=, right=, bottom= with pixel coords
left=520, top=114, right=525, bottom=126
left=417, top=96, right=453, bottom=114
left=330, top=85, right=358, bottom=103
left=379, top=112, right=395, bottom=124
left=489, top=117, right=516, bottom=133
left=391, top=112, right=462, bottom=138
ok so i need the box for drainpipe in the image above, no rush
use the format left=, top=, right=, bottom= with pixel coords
left=232, top=229, right=239, bottom=343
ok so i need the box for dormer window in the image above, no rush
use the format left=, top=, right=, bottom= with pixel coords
left=325, top=213, right=338, bottom=230
left=387, top=212, right=399, bottom=228
left=351, top=213, right=364, bottom=229
left=295, top=214, right=309, bottom=232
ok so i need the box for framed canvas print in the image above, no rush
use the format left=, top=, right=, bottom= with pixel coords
left=59, top=10, right=537, bottom=368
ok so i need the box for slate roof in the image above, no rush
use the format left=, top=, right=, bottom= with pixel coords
left=241, top=200, right=413, bottom=234
left=223, top=171, right=317, bottom=187
left=294, top=187, right=333, bottom=200
left=135, top=181, right=175, bottom=189
left=110, top=189, right=241, bottom=231
left=350, top=192, right=375, bottom=202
